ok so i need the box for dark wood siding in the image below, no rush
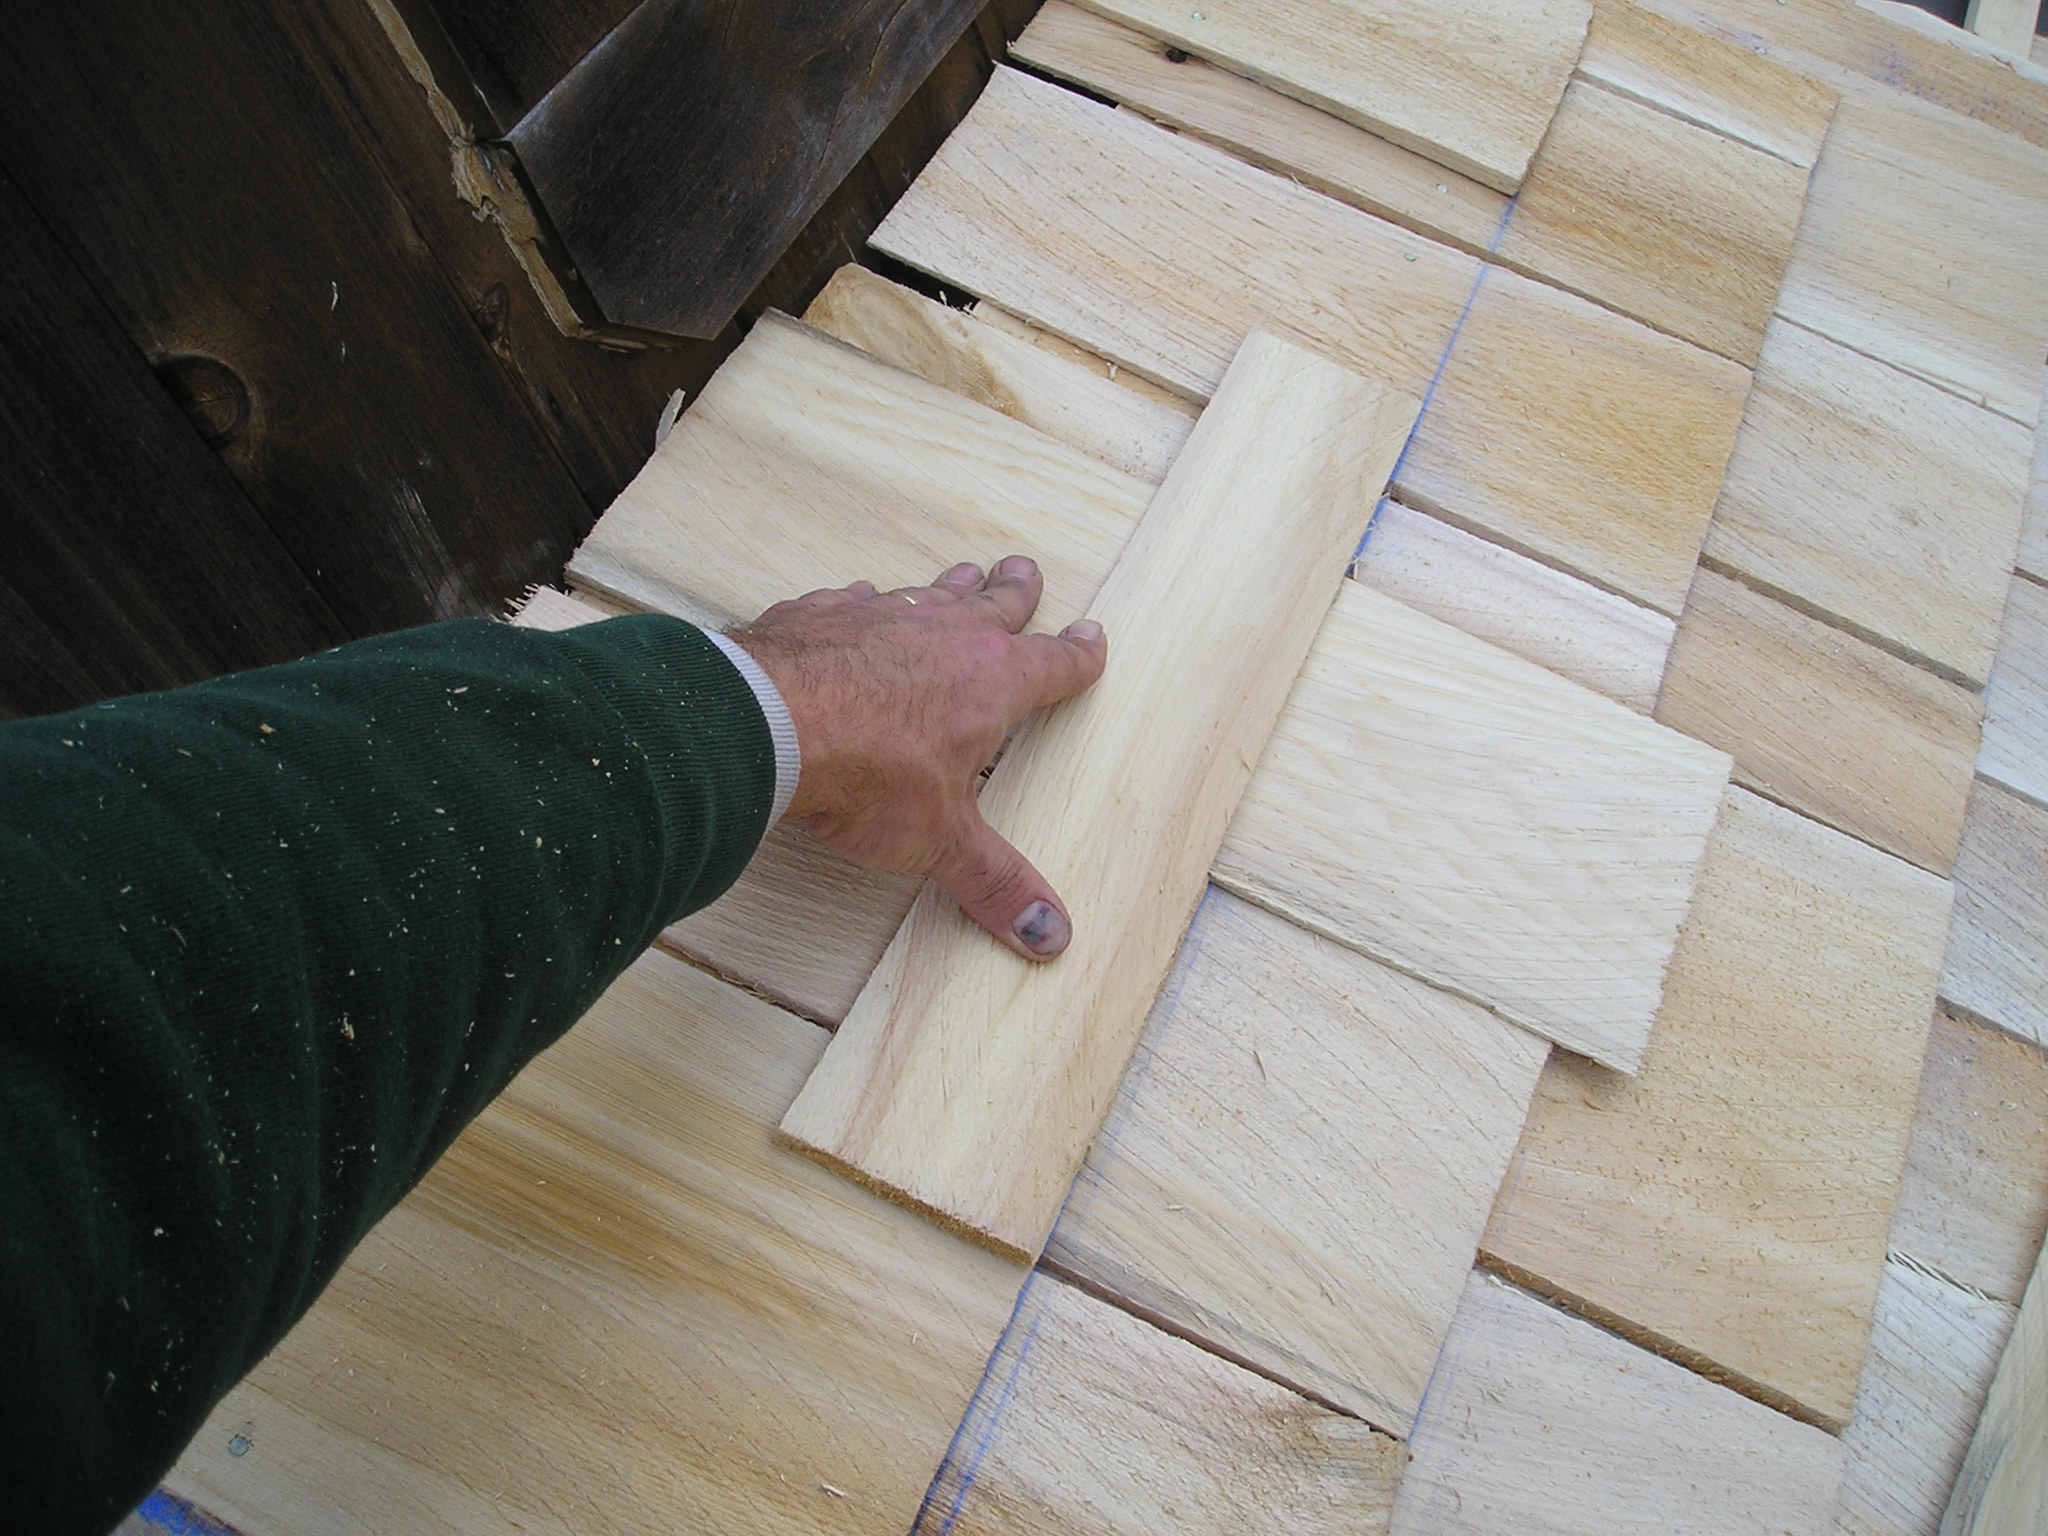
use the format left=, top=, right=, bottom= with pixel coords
left=509, top=0, right=993, bottom=338
left=0, top=0, right=1039, bottom=721
left=0, top=169, right=348, bottom=720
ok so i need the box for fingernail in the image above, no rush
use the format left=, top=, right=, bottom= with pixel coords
left=1012, top=900, right=1070, bottom=957
left=941, top=562, right=984, bottom=585
left=1061, top=620, right=1104, bottom=643
left=994, top=555, right=1037, bottom=580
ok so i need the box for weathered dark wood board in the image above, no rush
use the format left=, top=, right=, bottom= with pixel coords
left=0, top=169, right=347, bottom=720
left=0, top=2, right=597, bottom=640
left=290, top=0, right=742, bottom=515
left=509, top=0, right=994, bottom=337
left=398, top=0, right=641, bottom=132
left=0, top=1, right=1035, bottom=720
left=737, top=10, right=1031, bottom=327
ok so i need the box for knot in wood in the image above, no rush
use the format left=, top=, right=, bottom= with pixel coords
left=155, top=354, right=249, bottom=450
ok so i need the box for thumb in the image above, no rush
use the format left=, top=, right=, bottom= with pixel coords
left=930, top=812, right=1074, bottom=962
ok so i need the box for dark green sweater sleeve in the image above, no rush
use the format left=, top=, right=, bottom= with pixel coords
left=0, top=614, right=776, bottom=1534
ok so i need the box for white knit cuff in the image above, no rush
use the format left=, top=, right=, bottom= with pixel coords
left=701, top=628, right=801, bottom=825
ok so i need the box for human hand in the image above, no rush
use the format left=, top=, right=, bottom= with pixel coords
left=730, top=556, right=1106, bottom=961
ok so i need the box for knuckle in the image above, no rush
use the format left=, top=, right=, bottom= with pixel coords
left=952, top=851, right=1031, bottom=913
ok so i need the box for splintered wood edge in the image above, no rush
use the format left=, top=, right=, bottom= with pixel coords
left=773, top=1127, right=1039, bottom=1265
left=1477, top=1250, right=1851, bottom=1432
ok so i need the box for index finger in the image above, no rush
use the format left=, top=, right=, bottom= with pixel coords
left=1011, top=622, right=1108, bottom=713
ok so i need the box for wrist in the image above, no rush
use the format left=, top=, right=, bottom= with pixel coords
left=703, top=628, right=802, bottom=824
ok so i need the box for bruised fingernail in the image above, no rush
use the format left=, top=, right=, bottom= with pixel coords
left=994, top=555, right=1037, bottom=580
left=1062, top=620, right=1104, bottom=643
left=1013, top=900, right=1070, bottom=957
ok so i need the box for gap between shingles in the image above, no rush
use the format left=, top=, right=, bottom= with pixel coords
left=1570, top=66, right=1829, bottom=171
left=1013, top=50, right=1782, bottom=370
left=1932, top=984, right=2048, bottom=1058
left=1886, top=1248, right=2006, bottom=1307
left=1694, top=552, right=1990, bottom=692
left=1476, top=1250, right=1850, bottom=1434
left=1773, top=312, right=2041, bottom=431
left=652, top=933, right=846, bottom=1031
left=1478, top=240, right=1763, bottom=371
left=1132, top=86, right=1762, bottom=372
left=999, top=50, right=1124, bottom=111
left=1706, top=770, right=1957, bottom=881
left=1034, top=1258, right=1375, bottom=1426
left=1973, top=764, right=2048, bottom=820
left=1376, top=486, right=1688, bottom=619
left=887, top=68, right=1736, bottom=622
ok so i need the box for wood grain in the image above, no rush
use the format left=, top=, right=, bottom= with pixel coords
left=164, top=949, right=1024, bottom=1536
left=877, top=68, right=1751, bottom=615
left=804, top=262, right=1197, bottom=483
left=1045, top=888, right=1548, bottom=1435
left=1017, top=3, right=1806, bottom=367
left=1943, top=1235, right=2048, bottom=1535
left=966, top=298, right=1203, bottom=416
left=802, top=266, right=1679, bottom=711
left=1393, top=263, right=1749, bottom=617
left=1622, top=0, right=2048, bottom=154
left=780, top=333, right=1416, bottom=1259
left=1942, top=778, right=2048, bottom=1049
left=569, top=309, right=1153, bottom=633
left=1354, top=500, right=1676, bottom=713
left=1494, top=76, right=1811, bottom=365
left=1482, top=786, right=1950, bottom=1430
left=570, top=296, right=1694, bottom=1057
left=1775, top=85, right=2048, bottom=428
left=1655, top=569, right=1983, bottom=875
left=1836, top=1259, right=2018, bottom=1536
left=1862, top=0, right=2036, bottom=65
left=512, top=593, right=1539, bottom=1436
left=1701, top=319, right=2033, bottom=687
left=873, top=66, right=1481, bottom=403
left=1577, top=0, right=1837, bottom=166
left=1390, top=1272, right=1849, bottom=1536
left=1010, top=2, right=1513, bottom=256
left=1063, top=0, right=1590, bottom=192
left=915, top=1272, right=1406, bottom=1534
left=1218, top=581, right=1731, bottom=1074
left=1980, top=576, right=2048, bottom=805
left=665, top=825, right=920, bottom=1027
left=1893, top=1008, right=2048, bottom=1308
